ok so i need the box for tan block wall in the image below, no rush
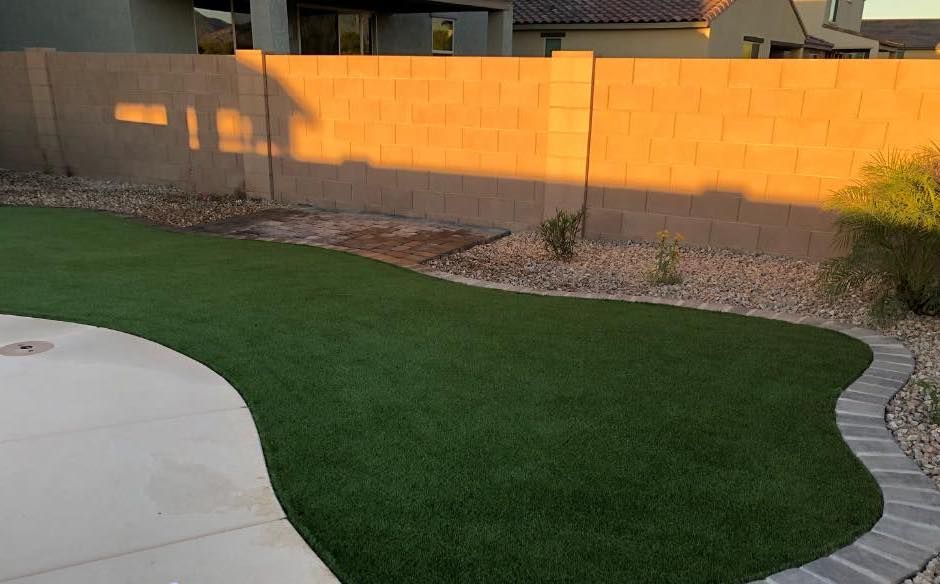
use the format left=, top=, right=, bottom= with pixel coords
left=2, top=50, right=939, bottom=258
left=46, top=52, right=245, bottom=194
left=585, top=58, right=940, bottom=258
left=264, top=54, right=554, bottom=229
left=0, top=52, right=43, bottom=170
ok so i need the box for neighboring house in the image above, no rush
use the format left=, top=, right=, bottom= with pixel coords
left=0, top=0, right=514, bottom=56
left=512, top=0, right=809, bottom=58
left=861, top=19, right=940, bottom=59
left=791, top=0, right=902, bottom=58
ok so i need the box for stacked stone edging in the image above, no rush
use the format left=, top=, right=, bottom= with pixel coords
left=420, top=269, right=939, bottom=584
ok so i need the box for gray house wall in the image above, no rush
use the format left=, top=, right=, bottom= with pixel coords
left=130, top=0, right=197, bottom=53
left=376, top=11, right=488, bottom=56
left=0, top=0, right=501, bottom=56
left=0, top=0, right=194, bottom=53
left=0, top=0, right=138, bottom=52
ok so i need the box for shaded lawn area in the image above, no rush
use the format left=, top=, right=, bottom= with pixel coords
left=0, top=208, right=879, bottom=584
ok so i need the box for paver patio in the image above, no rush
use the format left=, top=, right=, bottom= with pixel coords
left=191, top=208, right=509, bottom=267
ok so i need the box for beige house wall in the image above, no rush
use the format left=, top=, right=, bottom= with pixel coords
left=707, top=0, right=807, bottom=57
left=906, top=49, right=940, bottom=59
left=513, top=28, right=710, bottom=58
left=3, top=50, right=940, bottom=259
left=793, top=0, right=881, bottom=54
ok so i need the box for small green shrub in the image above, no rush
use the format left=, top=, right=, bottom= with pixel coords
left=819, top=143, right=940, bottom=320
left=920, top=379, right=940, bottom=425
left=537, top=208, right=584, bottom=260
left=649, top=230, right=683, bottom=285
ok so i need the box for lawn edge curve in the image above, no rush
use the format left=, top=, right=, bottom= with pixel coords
left=418, top=268, right=939, bottom=584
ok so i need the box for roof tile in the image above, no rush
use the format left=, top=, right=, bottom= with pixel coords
left=513, top=0, right=737, bottom=26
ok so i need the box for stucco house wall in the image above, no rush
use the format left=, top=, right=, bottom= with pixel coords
left=0, top=0, right=139, bottom=53
left=792, top=0, right=880, bottom=54
left=0, top=0, right=502, bottom=56
left=514, top=27, right=709, bottom=58
left=707, top=0, right=806, bottom=57
left=377, top=12, right=489, bottom=56
left=130, top=0, right=198, bottom=53
left=906, top=49, right=940, bottom=59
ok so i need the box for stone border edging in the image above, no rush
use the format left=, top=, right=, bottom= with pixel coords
left=418, top=269, right=940, bottom=584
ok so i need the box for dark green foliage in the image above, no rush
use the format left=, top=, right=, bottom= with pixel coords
left=820, top=144, right=940, bottom=319
left=0, top=208, right=880, bottom=584
left=536, top=207, right=584, bottom=260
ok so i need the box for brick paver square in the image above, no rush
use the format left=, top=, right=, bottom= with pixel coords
left=191, top=208, right=507, bottom=268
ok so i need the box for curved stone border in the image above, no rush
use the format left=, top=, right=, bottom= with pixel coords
left=419, top=269, right=940, bottom=584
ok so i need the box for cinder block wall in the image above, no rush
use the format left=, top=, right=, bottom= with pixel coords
left=264, top=54, right=558, bottom=230
left=0, top=52, right=43, bottom=170
left=586, top=58, right=940, bottom=258
left=45, top=52, right=245, bottom=193
left=2, top=50, right=939, bottom=258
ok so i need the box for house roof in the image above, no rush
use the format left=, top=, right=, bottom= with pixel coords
left=805, top=35, right=835, bottom=49
left=512, top=0, right=737, bottom=26
left=860, top=19, right=940, bottom=50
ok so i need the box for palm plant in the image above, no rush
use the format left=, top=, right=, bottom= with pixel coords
left=819, top=143, right=940, bottom=319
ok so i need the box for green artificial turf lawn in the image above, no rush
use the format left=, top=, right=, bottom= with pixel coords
left=0, top=207, right=881, bottom=584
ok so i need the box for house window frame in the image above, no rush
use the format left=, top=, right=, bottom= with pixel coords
left=741, top=36, right=764, bottom=59
left=827, top=0, right=839, bottom=23
left=542, top=34, right=564, bottom=57
left=193, top=0, right=253, bottom=55
left=296, top=3, right=376, bottom=55
left=431, top=16, right=456, bottom=55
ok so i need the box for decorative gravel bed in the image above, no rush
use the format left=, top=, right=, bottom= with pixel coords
left=0, top=170, right=277, bottom=227
left=428, top=232, right=940, bottom=584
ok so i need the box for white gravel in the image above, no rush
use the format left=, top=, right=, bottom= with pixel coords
left=0, top=169, right=278, bottom=228
left=429, top=232, right=940, bottom=583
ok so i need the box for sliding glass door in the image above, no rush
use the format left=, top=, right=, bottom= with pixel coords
left=298, top=5, right=374, bottom=55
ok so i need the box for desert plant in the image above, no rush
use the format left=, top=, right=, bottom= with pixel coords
left=649, top=230, right=684, bottom=285
left=819, top=144, right=940, bottom=319
left=537, top=208, right=584, bottom=260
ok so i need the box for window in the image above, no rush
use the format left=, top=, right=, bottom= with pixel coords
left=544, top=37, right=562, bottom=57
left=297, top=6, right=374, bottom=55
left=432, top=17, right=455, bottom=54
left=833, top=49, right=871, bottom=59
left=769, top=43, right=800, bottom=59
left=339, top=13, right=363, bottom=55
left=741, top=37, right=762, bottom=59
left=193, top=0, right=252, bottom=55
left=827, top=0, right=839, bottom=23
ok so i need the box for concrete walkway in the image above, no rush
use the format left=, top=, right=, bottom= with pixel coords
left=0, top=315, right=338, bottom=584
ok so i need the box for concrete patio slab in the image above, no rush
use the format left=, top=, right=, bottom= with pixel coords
left=0, top=315, right=337, bottom=584
left=0, top=316, right=244, bottom=442
left=190, top=207, right=508, bottom=267
left=5, top=521, right=334, bottom=584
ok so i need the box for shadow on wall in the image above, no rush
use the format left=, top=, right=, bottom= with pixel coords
left=28, top=52, right=940, bottom=258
